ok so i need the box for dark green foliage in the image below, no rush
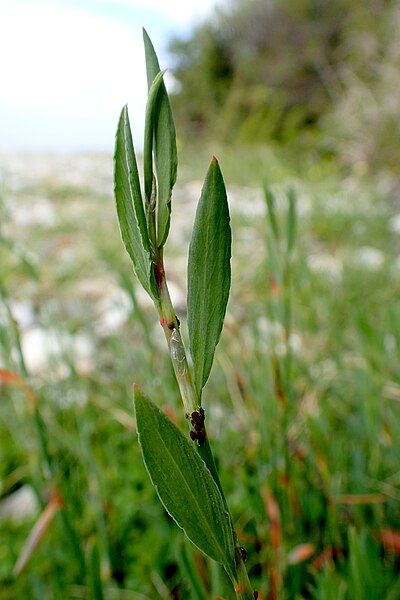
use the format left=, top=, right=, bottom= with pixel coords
left=169, top=0, right=400, bottom=171
left=169, top=0, right=348, bottom=143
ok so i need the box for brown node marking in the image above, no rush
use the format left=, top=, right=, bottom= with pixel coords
left=189, top=429, right=205, bottom=446
left=189, top=407, right=206, bottom=445
left=154, top=263, right=164, bottom=288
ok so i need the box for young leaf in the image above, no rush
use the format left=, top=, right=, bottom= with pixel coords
left=143, top=69, right=167, bottom=205
left=133, top=386, right=236, bottom=579
left=114, top=105, right=157, bottom=301
left=187, top=157, right=231, bottom=396
left=143, top=28, right=177, bottom=248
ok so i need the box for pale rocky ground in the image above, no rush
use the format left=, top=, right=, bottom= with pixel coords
left=0, top=151, right=396, bottom=383
left=0, top=151, right=398, bottom=521
left=0, top=152, right=267, bottom=378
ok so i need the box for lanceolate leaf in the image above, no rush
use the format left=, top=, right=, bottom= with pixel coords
left=187, top=158, right=231, bottom=396
left=143, top=70, right=167, bottom=205
left=143, top=28, right=177, bottom=248
left=114, top=106, right=157, bottom=300
left=133, top=386, right=236, bottom=579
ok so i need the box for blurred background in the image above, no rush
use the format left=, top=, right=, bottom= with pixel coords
left=2, top=0, right=399, bottom=170
left=0, top=0, right=217, bottom=151
left=1, top=0, right=400, bottom=598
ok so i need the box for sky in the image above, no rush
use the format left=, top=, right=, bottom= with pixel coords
left=0, top=0, right=220, bottom=152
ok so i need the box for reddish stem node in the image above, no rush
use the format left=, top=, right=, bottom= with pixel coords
left=154, top=262, right=165, bottom=289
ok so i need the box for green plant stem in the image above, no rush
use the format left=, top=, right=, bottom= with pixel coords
left=156, top=260, right=222, bottom=486
left=154, top=258, right=255, bottom=598
left=156, top=258, right=198, bottom=415
left=233, top=547, right=255, bottom=600
left=197, top=433, right=224, bottom=498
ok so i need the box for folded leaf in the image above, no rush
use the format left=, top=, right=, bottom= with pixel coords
left=143, top=28, right=177, bottom=248
left=134, top=386, right=236, bottom=579
left=114, top=105, right=157, bottom=301
left=143, top=70, right=167, bottom=205
left=188, top=158, right=231, bottom=396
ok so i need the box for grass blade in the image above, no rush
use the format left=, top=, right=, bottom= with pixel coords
left=264, top=182, right=280, bottom=242
left=89, top=539, right=104, bottom=600
left=286, top=187, right=297, bottom=254
left=13, top=492, right=63, bottom=576
left=176, top=539, right=209, bottom=600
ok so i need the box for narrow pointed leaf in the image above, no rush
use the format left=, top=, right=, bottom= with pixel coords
left=143, top=69, right=167, bottom=204
left=143, top=28, right=177, bottom=248
left=176, top=540, right=210, bottom=600
left=188, top=158, right=231, bottom=396
left=134, top=386, right=236, bottom=577
left=89, top=540, right=104, bottom=600
left=114, top=105, right=157, bottom=300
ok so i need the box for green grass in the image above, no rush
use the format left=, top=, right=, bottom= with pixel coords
left=0, top=149, right=399, bottom=598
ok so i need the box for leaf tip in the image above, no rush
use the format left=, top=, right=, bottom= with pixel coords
left=117, top=104, right=129, bottom=131
left=133, top=383, right=145, bottom=399
left=212, top=155, right=219, bottom=165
